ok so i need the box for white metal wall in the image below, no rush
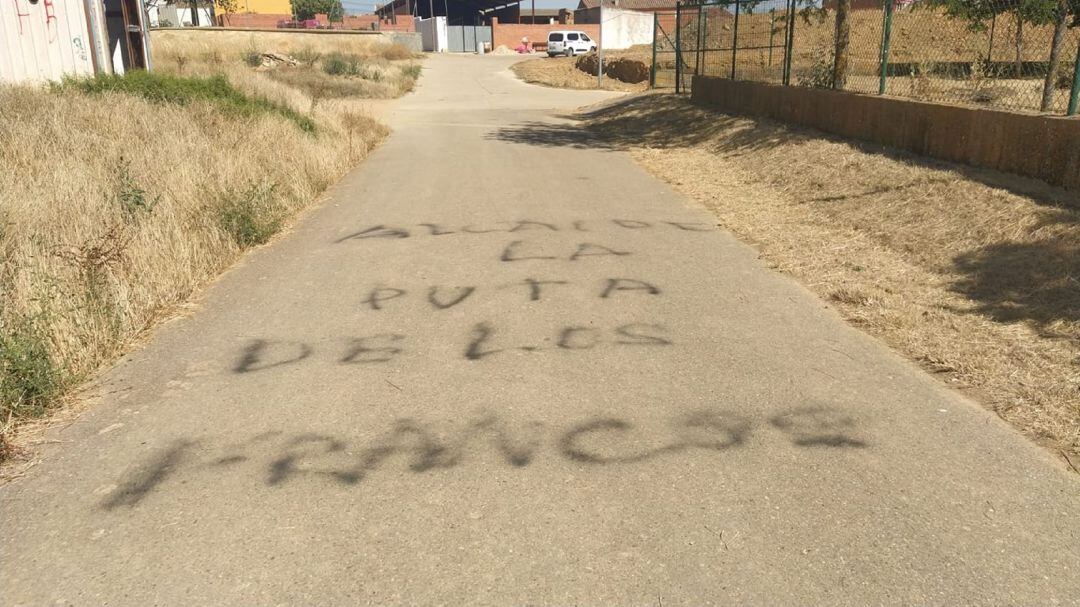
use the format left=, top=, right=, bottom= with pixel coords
left=416, top=16, right=447, bottom=53
left=1, top=0, right=97, bottom=83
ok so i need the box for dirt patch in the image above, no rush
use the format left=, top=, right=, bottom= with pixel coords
left=579, top=93, right=1080, bottom=462
left=575, top=53, right=651, bottom=84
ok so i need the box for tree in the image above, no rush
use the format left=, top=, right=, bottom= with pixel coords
left=291, top=0, right=344, bottom=22
left=1040, top=0, right=1079, bottom=110
left=832, top=0, right=851, bottom=89
left=925, top=0, right=1077, bottom=110
left=216, top=0, right=239, bottom=26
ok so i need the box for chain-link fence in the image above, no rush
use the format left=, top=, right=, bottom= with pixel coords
left=653, top=0, right=1080, bottom=116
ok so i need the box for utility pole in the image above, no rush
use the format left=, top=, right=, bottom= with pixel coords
left=598, top=0, right=604, bottom=87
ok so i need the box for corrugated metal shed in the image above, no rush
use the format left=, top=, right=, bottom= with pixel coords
left=1, top=0, right=150, bottom=83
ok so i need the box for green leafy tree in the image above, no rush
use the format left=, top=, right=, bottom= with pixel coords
left=291, top=0, right=344, bottom=22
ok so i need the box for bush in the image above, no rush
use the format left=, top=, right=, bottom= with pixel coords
left=294, top=47, right=322, bottom=67
left=379, top=43, right=415, bottom=61
left=323, top=52, right=361, bottom=76
left=58, top=71, right=316, bottom=133
left=1, top=315, right=63, bottom=420
left=1055, top=59, right=1076, bottom=90
left=292, top=0, right=343, bottom=21
left=797, top=44, right=835, bottom=89
left=218, top=182, right=282, bottom=248
left=114, top=158, right=159, bottom=224
left=243, top=49, right=263, bottom=67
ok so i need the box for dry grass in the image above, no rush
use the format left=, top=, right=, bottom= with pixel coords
left=579, top=93, right=1079, bottom=460
left=267, top=58, right=421, bottom=101
left=0, top=29, right=417, bottom=458
left=152, top=30, right=423, bottom=103
left=150, top=29, right=419, bottom=65
left=512, top=50, right=651, bottom=93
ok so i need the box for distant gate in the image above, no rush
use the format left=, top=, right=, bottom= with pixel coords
left=447, top=25, right=492, bottom=53
left=650, top=11, right=681, bottom=89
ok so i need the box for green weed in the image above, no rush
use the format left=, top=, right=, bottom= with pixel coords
left=58, top=71, right=316, bottom=133
left=323, top=52, right=361, bottom=76
left=218, top=182, right=282, bottom=248
left=0, top=314, right=63, bottom=421
left=243, top=41, right=263, bottom=68
left=113, top=158, right=159, bottom=224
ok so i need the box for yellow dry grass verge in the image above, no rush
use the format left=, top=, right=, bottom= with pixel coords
left=152, top=30, right=423, bottom=101
left=0, top=30, right=413, bottom=460
left=512, top=54, right=649, bottom=93
left=581, top=93, right=1079, bottom=463
left=151, top=29, right=414, bottom=63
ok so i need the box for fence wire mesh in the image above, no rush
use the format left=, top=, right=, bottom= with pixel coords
left=652, top=12, right=682, bottom=88
left=654, top=0, right=1080, bottom=115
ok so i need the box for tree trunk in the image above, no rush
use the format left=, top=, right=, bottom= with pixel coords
left=191, top=0, right=201, bottom=27
left=832, top=0, right=851, bottom=89
left=1013, top=12, right=1024, bottom=78
left=1040, top=0, right=1069, bottom=111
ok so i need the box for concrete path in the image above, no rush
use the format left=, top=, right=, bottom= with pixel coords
left=3, top=55, right=1078, bottom=606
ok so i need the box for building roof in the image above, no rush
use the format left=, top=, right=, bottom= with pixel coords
left=577, top=0, right=680, bottom=9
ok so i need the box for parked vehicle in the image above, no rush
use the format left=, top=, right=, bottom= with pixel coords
left=547, top=31, right=596, bottom=57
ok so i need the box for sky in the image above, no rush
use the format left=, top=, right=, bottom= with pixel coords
left=340, top=0, right=579, bottom=14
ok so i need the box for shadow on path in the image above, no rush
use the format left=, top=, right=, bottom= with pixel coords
left=491, top=93, right=1080, bottom=340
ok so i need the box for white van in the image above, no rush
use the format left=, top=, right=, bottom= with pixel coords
left=547, top=30, right=597, bottom=57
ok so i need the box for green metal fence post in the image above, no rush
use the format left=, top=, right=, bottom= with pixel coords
left=1069, top=36, right=1080, bottom=115
left=782, top=0, right=796, bottom=86
left=650, top=11, right=658, bottom=89
left=675, top=1, right=683, bottom=93
left=731, top=0, right=741, bottom=79
left=699, top=4, right=708, bottom=76
left=699, top=2, right=708, bottom=76
left=878, top=0, right=894, bottom=95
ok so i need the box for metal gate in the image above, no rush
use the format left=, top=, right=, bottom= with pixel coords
left=650, top=11, right=681, bottom=89
left=653, top=0, right=796, bottom=93
left=447, top=25, right=492, bottom=53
